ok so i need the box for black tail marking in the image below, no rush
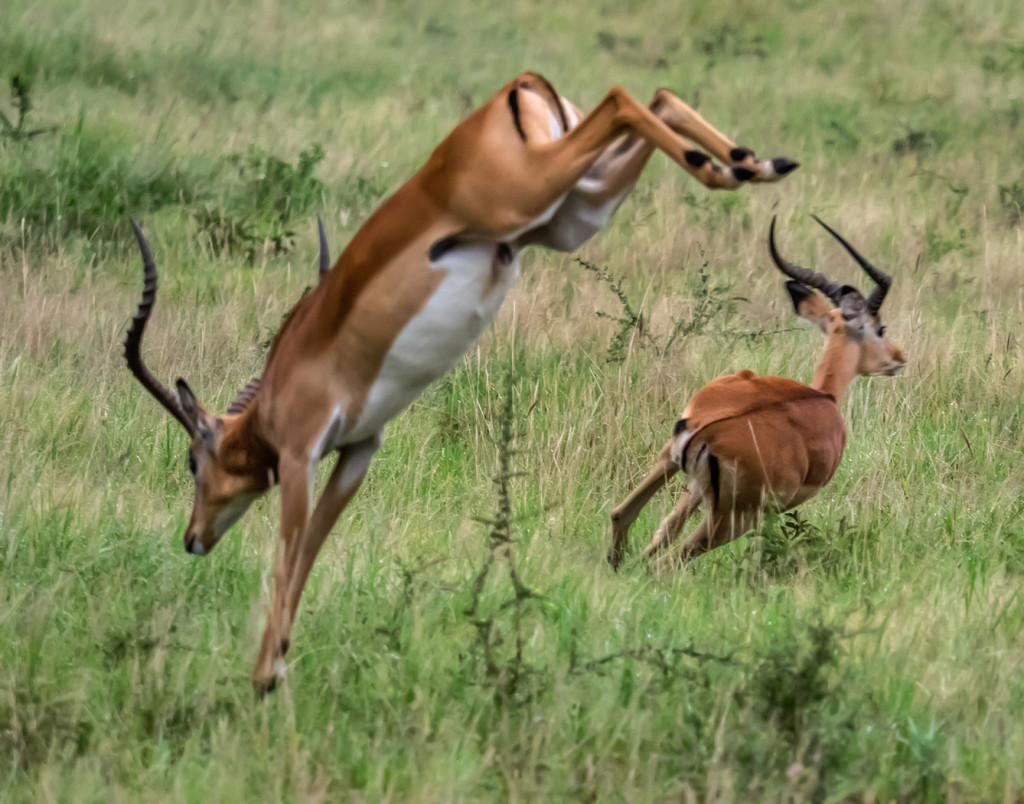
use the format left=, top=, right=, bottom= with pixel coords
left=508, top=88, right=527, bottom=141
left=708, top=452, right=720, bottom=509
left=679, top=436, right=704, bottom=473
left=534, top=74, right=569, bottom=133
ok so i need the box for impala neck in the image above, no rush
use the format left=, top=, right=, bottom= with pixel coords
left=810, top=320, right=860, bottom=401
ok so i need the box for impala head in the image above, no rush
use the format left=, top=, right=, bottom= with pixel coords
left=769, top=215, right=906, bottom=378
left=125, top=222, right=276, bottom=556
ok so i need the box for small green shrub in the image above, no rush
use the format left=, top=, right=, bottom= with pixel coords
left=0, top=75, right=53, bottom=142
left=0, top=113, right=198, bottom=243
left=580, top=254, right=741, bottom=361
left=194, top=143, right=326, bottom=259
left=998, top=179, right=1024, bottom=226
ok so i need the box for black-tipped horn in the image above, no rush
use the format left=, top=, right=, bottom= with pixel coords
left=768, top=216, right=843, bottom=304
left=124, top=220, right=198, bottom=437
left=811, top=215, right=891, bottom=315
left=317, top=216, right=330, bottom=279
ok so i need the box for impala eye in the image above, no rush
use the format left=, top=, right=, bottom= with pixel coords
left=188, top=452, right=197, bottom=476
left=878, top=325, right=887, bottom=337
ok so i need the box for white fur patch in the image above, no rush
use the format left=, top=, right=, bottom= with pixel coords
left=506, top=193, right=571, bottom=241
left=213, top=492, right=259, bottom=540
left=312, top=405, right=345, bottom=460
left=560, top=98, right=581, bottom=128
left=548, top=110, right=564, bottom=140
left=336, top=435, right=379, bottom=495
left=348, top=243, right=519, bottom=441
left=669, top=430, right=694, bottom=469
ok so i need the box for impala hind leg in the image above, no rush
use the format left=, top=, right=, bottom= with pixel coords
left=649, top=88, right=799, bottom=183
left=520, top=85, right=755, bottom=201
left=524, top=90, right=796, bottom=252
left=609, top=439, right=678, bottom=569
left=641, top=488, right=702, bottom=562
left=653, top=508, right=760, bottom=572
left=466, top=82, right=776, bottom=238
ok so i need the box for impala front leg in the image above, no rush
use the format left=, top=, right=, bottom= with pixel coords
left=277, top=435, right=380, bottom=662
left=609, top=439, right=679, bottom=569
left=253, top=450, right=310, bottom=692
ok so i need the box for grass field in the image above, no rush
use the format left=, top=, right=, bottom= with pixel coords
left=3, top=0, right=1024, bottom=799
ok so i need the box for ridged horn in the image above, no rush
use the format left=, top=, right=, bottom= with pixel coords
left=768, top=216, right=843, bottom=305
left=318, top=216, right=330, bottom=279
left=227, top=377, right=261, bottom=415
left=811, top=214, right=891, bottom=316
left=124, top=220, right=198, bottom=437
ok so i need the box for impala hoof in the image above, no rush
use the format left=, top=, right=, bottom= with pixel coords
left=684, top=150, right=710, bottom=168
left=772, top=157, right=800, bottom=176
left=253, top=657, right=287, bottom=697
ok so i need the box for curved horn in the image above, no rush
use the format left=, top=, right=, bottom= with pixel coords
left=318, top=216, right=330, bottom=279
left=768, top=216, right=843, bottom=304
left=124, top=220, right=198, bottom=437
left=811, top=215, right=891, bottom=316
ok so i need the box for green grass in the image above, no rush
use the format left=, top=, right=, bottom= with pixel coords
left=3, top=0, right=1024, bottom=799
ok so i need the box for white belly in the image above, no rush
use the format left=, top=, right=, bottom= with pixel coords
left=347, top=242, right=519, bottom=441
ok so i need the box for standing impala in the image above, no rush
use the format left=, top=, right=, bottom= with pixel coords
left=124, top=73, right=798, bottom=691
left=608, top=216, right=906, bottom=571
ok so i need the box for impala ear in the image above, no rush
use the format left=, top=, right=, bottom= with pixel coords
left=176, top=379, right=200, bottom=424
left=176, top=379, right=216, bottom=451
left=785, top=280, right=831, bottom=333
left=838, top=286, right=867, bottom=320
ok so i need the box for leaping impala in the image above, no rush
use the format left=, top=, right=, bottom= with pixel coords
left=123, top=72, right=799, bottom=692
left=607, top=216, right=906, bottom=571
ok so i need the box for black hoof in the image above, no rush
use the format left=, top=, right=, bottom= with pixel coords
left=684, top=150, right=711, bottom=168
left=254, top=676, right=278, bottom=698
left=772, top=157, right=800, bottom=176
left=732, top=166, right=756, bottom=182
left=730, top=146, right=755, bottom=162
